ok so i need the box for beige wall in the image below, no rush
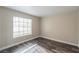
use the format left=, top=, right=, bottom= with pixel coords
left=0, top=7, right=40, bottom=49
left=77, top=9, right=79, bottom=47
left=41, top=11, right=78, bottom=46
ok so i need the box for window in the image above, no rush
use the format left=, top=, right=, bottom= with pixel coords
left=13, top=16, right=32, bottom=38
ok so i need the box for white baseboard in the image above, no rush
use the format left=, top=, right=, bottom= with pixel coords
left=41, top=36, right=78, bottom=47
left=0, top=36, right=39, bottom=51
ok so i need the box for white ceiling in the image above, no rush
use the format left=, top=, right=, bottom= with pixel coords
left=5, top=6, right=79, bottom=17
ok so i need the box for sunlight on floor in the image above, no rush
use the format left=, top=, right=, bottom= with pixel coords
left=15, top=44, right=52, bottom=53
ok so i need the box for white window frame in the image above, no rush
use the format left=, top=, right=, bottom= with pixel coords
left=13, top=16, right=32, bottom=38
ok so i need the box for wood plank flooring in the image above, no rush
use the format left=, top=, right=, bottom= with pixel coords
left=38, top=37, right=79, bottom=53
left=0, top=37, right=79, bottom=53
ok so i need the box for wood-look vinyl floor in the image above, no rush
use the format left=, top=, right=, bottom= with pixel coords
left=0, top=37, right=79, bottom=53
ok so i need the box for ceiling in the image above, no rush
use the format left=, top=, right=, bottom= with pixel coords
left=5, top=6, right=79, bottom=17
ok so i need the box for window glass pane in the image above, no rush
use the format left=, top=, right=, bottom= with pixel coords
left=28, top=28, right=31, bottom=30
left=19, top=23, right=24, bottom=27
left=28, top=19, right=31, bottom=22
left=13, top=33, right=19, bottom=36
left=19, top=32, right=23, bottom=35
left=13, top=23, right=18, bottom=27
left=19, top=27, right=24, bottom=31
left=13, top=27, right=18, bottom=32
left=19, top=17, right=23, bottom=22
left=24, top=23, right=27, bottom=27
left=24, top=19, right=28, bottom=22
left=14, top=17, right=19, bottom=22
left=24, top=28, right=27, bottom=30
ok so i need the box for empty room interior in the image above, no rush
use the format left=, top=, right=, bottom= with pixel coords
left=0, top=6, right=79, bottom=53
